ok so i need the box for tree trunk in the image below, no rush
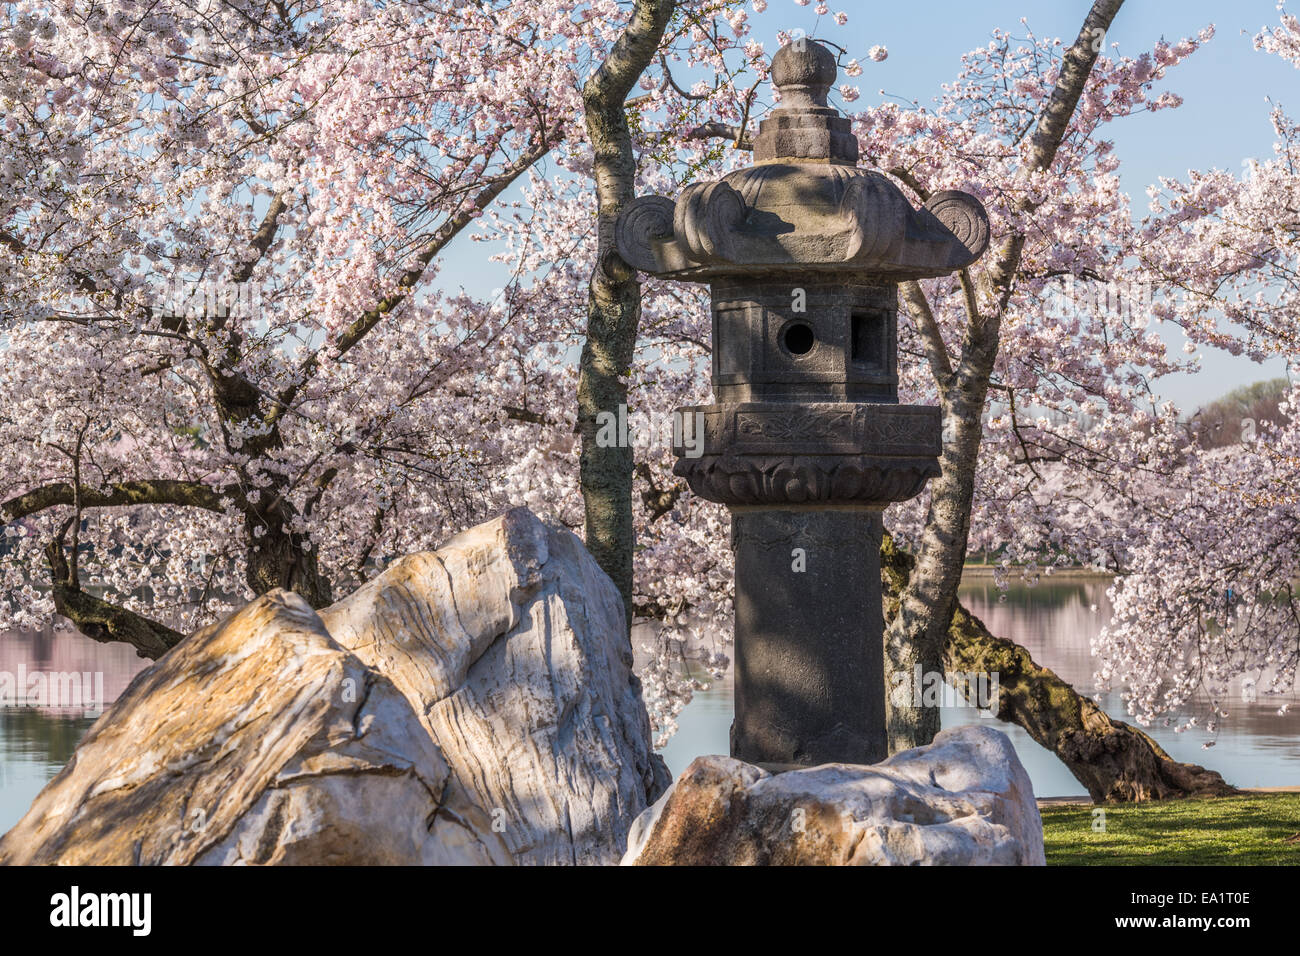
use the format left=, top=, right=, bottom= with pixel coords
left=242, top=509, right=333, bottom=609
left=45, top=532, right=184, bottom=659
left=577, top=0, right=677, bottom=631
left=208, top=365, right=334, bottom=609
left=884, top=0, right=1128, bottom=753
left=881, top=533, right=1237, bottom=802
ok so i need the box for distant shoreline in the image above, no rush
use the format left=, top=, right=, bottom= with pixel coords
left=961, top=565, right=1114, bottom=580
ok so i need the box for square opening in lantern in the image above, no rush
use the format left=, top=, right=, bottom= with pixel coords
left=851, top=309, right=889, bottom=369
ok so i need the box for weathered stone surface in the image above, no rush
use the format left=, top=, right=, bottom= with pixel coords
left=614, top=42, right=987, bottom=282
left=1, top=507, right=666, bottom=866
left=731, top=509, right=888, bottom=766
left=616, top=40, right=989, bottom=767
left=623, top=725, right=1044, bottom=866
left=0, top=590, right=510, bottom=865
left=321, top=507, right=669, bottom=865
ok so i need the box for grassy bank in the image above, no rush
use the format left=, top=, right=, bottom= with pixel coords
left=1041, top=793, right=1300, bottom=865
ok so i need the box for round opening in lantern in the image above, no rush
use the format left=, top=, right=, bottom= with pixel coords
left=783, top=322, right=815, bottom=355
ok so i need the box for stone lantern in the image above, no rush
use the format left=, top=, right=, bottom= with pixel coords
left=616, top=39, right=989, bottom=767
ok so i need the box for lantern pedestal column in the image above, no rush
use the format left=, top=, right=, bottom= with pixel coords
left=616, top=39, right=990, bottom=774
left=729, top=507, right=886, bottom=768
left=671, top=400, right=942, bottom=770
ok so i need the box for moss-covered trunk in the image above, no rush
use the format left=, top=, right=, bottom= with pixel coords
left=882, top=534, right=1238, bottom=803
left=577, top=0, right=677, bottom=631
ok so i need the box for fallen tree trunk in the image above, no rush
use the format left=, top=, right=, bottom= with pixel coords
left=881, top=534, right=1238, bottom=803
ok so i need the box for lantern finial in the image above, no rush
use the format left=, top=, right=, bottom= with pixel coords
left=770, top=38, right=837, bottom=109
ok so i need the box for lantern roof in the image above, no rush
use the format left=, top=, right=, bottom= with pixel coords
left=616, top=40, right=990, bottom=282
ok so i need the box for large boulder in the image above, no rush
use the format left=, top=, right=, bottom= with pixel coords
left=0, top=590, right=510, bottom=865
left=321, top=506, right=670, bottom=865
left=622, top=725, right=1044, bottom=866
left=0, top=507, right=667, bottom=866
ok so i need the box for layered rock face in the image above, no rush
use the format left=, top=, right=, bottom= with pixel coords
left=321, top=507, right=670, bottom=865
left=623, top=725, right=1044, bottom=866
left=0, top=590, right=508, bottom=865
left=0, top=507, right=666, bottom=866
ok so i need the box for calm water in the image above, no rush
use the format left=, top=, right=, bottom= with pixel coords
left=0, top=628, right=149, bottom=834
left=659, top=574, right=1300, bottom=796
left=2, top=576, right=1298, bottom=835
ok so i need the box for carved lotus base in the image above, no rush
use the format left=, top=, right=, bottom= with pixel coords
left=674, top=453, right=938, bottom=507
left=672, top=401, right=941, bottom=507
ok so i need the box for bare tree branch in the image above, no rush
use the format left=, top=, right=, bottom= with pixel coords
left=685, top=121, right=753, bottom=151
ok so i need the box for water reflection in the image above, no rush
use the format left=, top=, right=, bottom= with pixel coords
left=0, top=627, right=149, bottom=832
left=660, top=574, right=1300, bottom=797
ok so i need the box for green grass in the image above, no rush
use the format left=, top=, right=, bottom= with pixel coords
left=1041, top=793, right=1300, bottom=865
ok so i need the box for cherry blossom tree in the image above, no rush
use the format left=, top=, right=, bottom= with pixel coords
left=911, top=4, right=1300, bottom=780
left=4, top=0, right=1298, bottom=803
left=878, top=5, right=1300, bottom=793
left=493, top=1, right=1295, bottom=797
left=0, top=0, right=750, bottom=653
left=1075, top=5, right=1300, bottom=738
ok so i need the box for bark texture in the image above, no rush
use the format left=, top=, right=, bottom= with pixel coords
left=881, top=533, right=1238, bottom=802
left=45, top=534, right=184, bottom=659
left=884, top=0, right=1128, bottom=753
left=578, top=0, right=677, bottom=631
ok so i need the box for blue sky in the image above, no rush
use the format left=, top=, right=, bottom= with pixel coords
left=436, top=1, right=1299, bottom=410
left=821, top=0, right=1298, bottom=408
left=820, top=1, right=1294, bottom=195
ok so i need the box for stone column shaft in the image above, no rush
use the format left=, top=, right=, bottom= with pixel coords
left=730, top=508, right=886, bottom=767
